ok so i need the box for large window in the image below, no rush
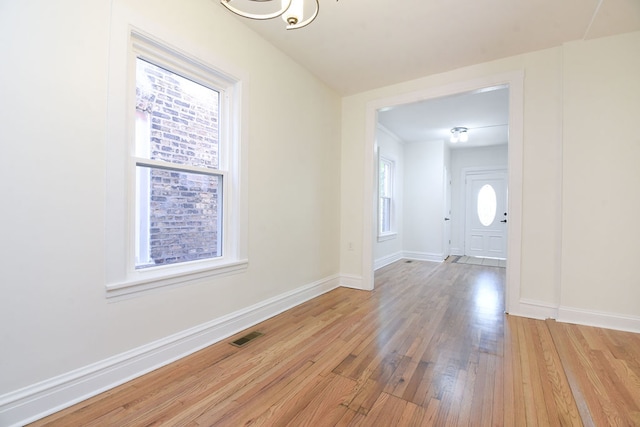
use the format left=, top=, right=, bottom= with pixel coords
left=105, top=30, right=247, bottom=298
left=134, top=59, right=223, bottom=269
left=379, top=156, right=395, bottom=237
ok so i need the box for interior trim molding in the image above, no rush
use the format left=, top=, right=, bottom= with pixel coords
left=557, top=305, right=640, bottom=334
left=0, top=275, right=341, bottom=427
left=339, top=274, right=364, bottom=289
left=374, top=251, right=404, bottom=270
left=511, top=299, right=640, bottom=334
left=511, top=298, right=559, bottom=320
left=403, top=251, right=444, bottom=263
left=449, top=247, right=464, bottom=256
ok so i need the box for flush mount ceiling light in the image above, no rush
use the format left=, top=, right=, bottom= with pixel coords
left=221, top=0, right=321, bottom=30
left=450, top=127, right=469, bottom=143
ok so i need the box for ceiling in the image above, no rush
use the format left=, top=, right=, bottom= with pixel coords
left=221, top=0, right=638, bottom=149
left=221, top=0, right=640, bottom=96
left=377, top=86, right=509, bottom=148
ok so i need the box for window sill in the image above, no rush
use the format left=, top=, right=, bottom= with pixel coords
left=106, top=259, right=248, bottom=300
left=377, top=232, right=397, bottom=242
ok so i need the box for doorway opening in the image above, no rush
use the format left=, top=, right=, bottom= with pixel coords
left=364, top=72, right=523, bottom=314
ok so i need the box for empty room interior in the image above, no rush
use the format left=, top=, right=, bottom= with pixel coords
left=1, top=1, right=640, bottom=425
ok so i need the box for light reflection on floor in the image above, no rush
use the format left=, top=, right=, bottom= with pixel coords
left=474, top=275, right=501, bottom=313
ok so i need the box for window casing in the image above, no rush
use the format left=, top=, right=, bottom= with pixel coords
left=378, top=156, right=395, bottom=239
left=105, top=30, right=247, bottom=299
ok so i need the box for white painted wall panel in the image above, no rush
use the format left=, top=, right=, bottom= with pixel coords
left=0, top=0, right=341, bottom=396
left=403, top=141, right=445, bottom=258
left=561, top=32, right=640, bottom=317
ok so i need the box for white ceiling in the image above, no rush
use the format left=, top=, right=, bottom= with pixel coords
left=377, top=86, right=510, bottom=148
left=221, top=0, right=640, bottom=96
left=221, top=0, right=638, bottom=149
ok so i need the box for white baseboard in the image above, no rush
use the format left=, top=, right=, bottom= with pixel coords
left=374, top=250, right=444, bottom=270
left=508, top=299, right=640, bottom=333
left=339, top=274, right=364, bottom=290
left=557, top=306, right=640, bottom=333
left=0, top=275, right=341, bottom=427
left=509, top=298, right=558, bottom=320
left=402, top=251, right=444, bottom=263
left=374, top=252, right=403, bottom=270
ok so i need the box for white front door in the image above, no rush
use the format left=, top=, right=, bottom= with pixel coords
left=465, top=172, right=507, bottom=258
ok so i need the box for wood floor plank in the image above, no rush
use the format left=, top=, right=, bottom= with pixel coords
left=420, top=398, right=440, bottom=426
left=522, top=318, right=552, bottom=426
left=600, top=350, right=640, bottom=408
left=506, top=315, right=529, bottom=425
left=397, top=400, right=426, bottom=426
left=564, top=325, right=635, bottom=426
left=535, top=320, right=582, bottom=426
left=469, top=352, right=494, bottom=426
left=29, top=259, right=640, bottom=426
left=283, top=373, right=355, bottom=427
left=359, top=392, right=407, bottom=426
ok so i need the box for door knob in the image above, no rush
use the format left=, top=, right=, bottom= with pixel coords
left=500, top=219, right=507, bottom=223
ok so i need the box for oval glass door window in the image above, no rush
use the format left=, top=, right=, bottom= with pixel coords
left=477, top=184, right=497, bottom=226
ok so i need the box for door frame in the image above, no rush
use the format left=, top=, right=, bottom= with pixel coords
left=443, top=166, right=452, bottom=259
left=363, top=71, right=524, bottom=315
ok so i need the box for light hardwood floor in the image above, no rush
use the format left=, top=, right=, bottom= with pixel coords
left=31, top=260, right=640, bottom=426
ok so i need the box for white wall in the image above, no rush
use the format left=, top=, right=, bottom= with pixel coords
left=341, top=31, right=640, bottom=330
left=373, top=126, right=404, bottom=267
left=403, top=141, right=446, bottom=261
left=0, top=0, right=341, bottom=418
left=450, top=146, right=508, bottom=254
left=374, top=132, right=454, bottom=266
left=559, top=32, right=640, bottom=322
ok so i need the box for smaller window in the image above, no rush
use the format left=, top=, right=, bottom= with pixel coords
left=477, top=184, right=497, bottom=226
left=379, top=157, right=394, bottom=236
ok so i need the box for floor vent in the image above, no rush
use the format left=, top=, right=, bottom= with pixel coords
left=230, top=331, right=263, bottom=347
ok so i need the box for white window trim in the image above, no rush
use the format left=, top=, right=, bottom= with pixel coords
left=105, top=26, right=248, bottom=300
left=378, top=154, right=396, bottom=240
left=377, top=232, right=397, bottom=242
